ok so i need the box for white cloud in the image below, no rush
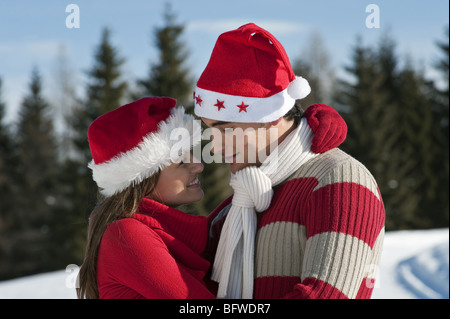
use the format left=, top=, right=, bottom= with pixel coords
left=0, top=40, right=61, bottom=62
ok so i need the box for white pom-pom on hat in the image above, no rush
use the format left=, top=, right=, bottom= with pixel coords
left=287, top=76, right=311, bottom=100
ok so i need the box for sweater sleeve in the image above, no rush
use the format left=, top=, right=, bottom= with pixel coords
left=283, top=157, right=385, bottom=299
left=98, top=218, right=215, bottom=299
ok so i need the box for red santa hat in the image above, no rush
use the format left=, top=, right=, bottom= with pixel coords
left=87, top=97, right=201, bottom=197
left=194, top=23, right=310, bottom=123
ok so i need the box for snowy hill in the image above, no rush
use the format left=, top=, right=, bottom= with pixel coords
left=371, top=227, right=448, bottom=299
left=0, top=228, right=448, bottom=299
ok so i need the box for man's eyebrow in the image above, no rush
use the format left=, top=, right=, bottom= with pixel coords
left=201, top=119, right=232, bottom=127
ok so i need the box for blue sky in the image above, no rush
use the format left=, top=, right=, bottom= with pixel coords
left=0, top=0, right=448, bottom=124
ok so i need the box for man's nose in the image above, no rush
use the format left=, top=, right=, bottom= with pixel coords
left=210, top=133, right=224, bottom=155
left=190, top=161, right=204, bottom=174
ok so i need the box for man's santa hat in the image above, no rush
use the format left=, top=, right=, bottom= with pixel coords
left=87, top=97, right=201, bottom=197
left=194, top=23, right=311, bottom=123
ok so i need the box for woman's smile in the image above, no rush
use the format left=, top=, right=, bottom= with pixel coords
left=187, top=176, right=201, bottom=188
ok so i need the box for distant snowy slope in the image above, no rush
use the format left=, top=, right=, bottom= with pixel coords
left=0, top=228, right=448, bottom=299
left=0, top=268, right=77, bottom=299
left=372, top=227, right=449, bottom=299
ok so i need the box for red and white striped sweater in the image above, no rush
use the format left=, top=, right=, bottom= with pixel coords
left=206, top=148, right=385, bottom=299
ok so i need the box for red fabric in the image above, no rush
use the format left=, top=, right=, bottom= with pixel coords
left=305, top=182, right=385, bottom=249
left=283, top=278, right=349, bottom=299
left=356, top=277, right=378, bottom=299
left=254, top=276, right=349, bottom=299
left=196, top=23, right=294, bottom=98
left=254, top=178, right=384, bottom=299
left=305, top=103, right=348, bottom=154
left=97, top=198, right=215, bottom=299
left=88, top=97, right=176, bottom=165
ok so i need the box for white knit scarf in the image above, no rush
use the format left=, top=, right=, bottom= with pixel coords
left=211, top=118, right=319, bottom=298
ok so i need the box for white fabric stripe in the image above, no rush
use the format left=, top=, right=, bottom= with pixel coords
left=288, top=148, right=381, bottom=201
left=313, top=158, right=381, bottom=201
left=194, top=86, right=296, bottom=123
left=256, top=222, right=384, bottom=286
left=367, top=228, right=384, bottom=281
left=302, top=231, right=381, bottom=299
left=255, top=222, right=307, bottom=278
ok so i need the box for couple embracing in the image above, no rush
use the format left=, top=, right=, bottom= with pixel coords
left=77, top=23, right=385, bottom=299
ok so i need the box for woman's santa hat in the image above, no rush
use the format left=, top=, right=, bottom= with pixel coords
left=194, top=23, right=311, bottom=123
left=87, top=97, right=201, bottom=197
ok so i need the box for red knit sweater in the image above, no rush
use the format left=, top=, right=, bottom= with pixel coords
left=206, top=148, right=385, bottom=299
left=97, top=198, right=215, bottom=299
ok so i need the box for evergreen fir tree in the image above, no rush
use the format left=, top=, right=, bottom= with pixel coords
left=70, top=27, right=127, bottom=163
left=335, top=38, right=389, bottom=171
left=64, top=27, right=128, bottom=264
left=393, top=63, right=437, bottom=228
left=372, top=35, right=415, bottom=230
left=337, top=33, right=448, bottom=230
left=375, top=34, right=446, bottom=229
left=336, top=36, right=407, bottom=230
left=0, top=77, right=12, bottom=214
left=0, top=77, right=16, bottom=279
left=11, top=68, right=60, bottom=277
left=137, top=5, right=231, bottom=216
left=430, top=27, right=449, bottom=226
left=138, top=4, right=193, bottom=106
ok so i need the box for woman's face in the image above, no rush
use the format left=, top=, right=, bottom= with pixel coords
left=148, top=153, right=204, bottom=207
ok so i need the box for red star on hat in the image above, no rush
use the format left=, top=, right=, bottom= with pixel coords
left=214, top=99, right=225, bottom=111
left=237, top=102, right=249, bottom=113
left=195, top=95, right=203, bottom=106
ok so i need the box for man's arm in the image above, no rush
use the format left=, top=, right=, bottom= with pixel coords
left=284, top=157, right=385, bottom=299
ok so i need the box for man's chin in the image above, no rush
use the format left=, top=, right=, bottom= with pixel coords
left=230, top=162, right=244, bottom=174
left=230, top=162, right=257, bottom=174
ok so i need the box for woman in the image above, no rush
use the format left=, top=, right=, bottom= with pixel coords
left=76, top=96, right=346, bottom=299
left=77, top=96, right=214, bottom=299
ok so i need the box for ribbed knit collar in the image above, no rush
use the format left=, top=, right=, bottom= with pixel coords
left=134, top=198, right=208, bottom=256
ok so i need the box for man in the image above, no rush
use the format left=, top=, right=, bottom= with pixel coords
left=194, top=23, right=385, bottom=299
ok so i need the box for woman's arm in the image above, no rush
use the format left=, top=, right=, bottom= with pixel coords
left=98, top=218, right=215, bottom=299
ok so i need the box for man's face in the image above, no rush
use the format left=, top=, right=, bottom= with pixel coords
left=201, top=118, right=277, bottom=173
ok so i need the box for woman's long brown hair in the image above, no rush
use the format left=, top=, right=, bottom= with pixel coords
left=77, top=173, right=160, bottom=299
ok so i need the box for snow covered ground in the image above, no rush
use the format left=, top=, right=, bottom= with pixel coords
left=0, top=228, right=448, bottom=299
left=371, top=227, right=448, bottom=299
